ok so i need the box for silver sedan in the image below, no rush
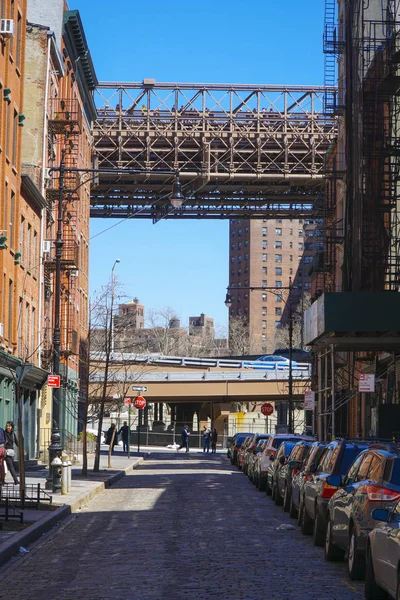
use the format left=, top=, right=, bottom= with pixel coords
left=366, top=501, right=400, bottom=599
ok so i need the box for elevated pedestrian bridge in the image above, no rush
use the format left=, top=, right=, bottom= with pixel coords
left=90, top=81, right=337, bottom=220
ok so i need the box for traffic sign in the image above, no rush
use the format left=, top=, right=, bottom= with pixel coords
left=124, top=397, right=132, bottom=406
left=133, top=396, right=146, bottom=409
left=304, top=391, right=315, bottom=410
left=261, top=403, right=274, bottom=416
left=359, top=374, right=375, bottom=393
left=132, top=385, right=148, bottom=393
left=48, top=375, right=60, bottom=388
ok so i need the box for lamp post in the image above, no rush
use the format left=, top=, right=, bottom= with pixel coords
left=111, top=259, right=120, bottom=353
left=46, top=147, right=66, bottom=491
left=225, top=283, right=295, bottom=433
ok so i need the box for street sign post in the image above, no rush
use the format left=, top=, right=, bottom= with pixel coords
left=48, top=375, right=60, bottom=388
left=261, top=403, right=274, bottom=416
left=304, top=391, right=315, bottom=411
left=133, top=396, right=146, bottom=409
left=132, top=385, right=147, bottom=393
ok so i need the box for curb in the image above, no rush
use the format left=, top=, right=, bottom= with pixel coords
left=0, top=457, right=144, bottom=565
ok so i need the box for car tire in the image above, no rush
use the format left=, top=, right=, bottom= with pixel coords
left=364, top=546, right=387, bottom=600
left=301, top=501, right=313, bottom=535
left=289, top=494, right=298, bottom=519
left=258, top=476, right=265, bottom=492
left=283, top=486, right=290, bottom=512
left=266, top=478, right=272, bottom=496
left=312, top=508, right=325, bottom=547
left=274, top=483, right=283, bottom=506
left=348, top=528, right=366, bottom=580
left=325, top=516, right=345, bottom=562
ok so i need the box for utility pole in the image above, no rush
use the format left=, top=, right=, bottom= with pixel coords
left=288, top=282, right=294, bottom=434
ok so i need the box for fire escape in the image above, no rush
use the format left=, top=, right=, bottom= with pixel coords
left=44, top=98, right=82, bottom=362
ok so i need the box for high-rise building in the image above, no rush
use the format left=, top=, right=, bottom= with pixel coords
left=229, top=218, right=320, bottom=354
left=189, top=313, right=214, bottom=339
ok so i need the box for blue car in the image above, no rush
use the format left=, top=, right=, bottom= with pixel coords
left=243, top=355, right=298, bottom=370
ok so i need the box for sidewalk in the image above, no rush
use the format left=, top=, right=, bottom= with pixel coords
left=0, top=447, right=144, bottom=564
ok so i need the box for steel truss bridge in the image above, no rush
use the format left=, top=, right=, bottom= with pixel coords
left=91, top=82, right=337, bottom=220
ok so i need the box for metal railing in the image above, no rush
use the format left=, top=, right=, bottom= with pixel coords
left=1, top=483, right=52, bottom=509
left=39, top=429, right=97, bottom=463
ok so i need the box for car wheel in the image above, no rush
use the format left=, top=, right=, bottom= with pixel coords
left=258, top=476, right=266, bottom=492
left=348, top=528, right=366, bottom=580
left=312, top=508, right=325, bottom=547
left=266, top=478, right=272, bottom=496
left=325, top=516, right=345, bottom=562
left=283, top=486, right=290, bottom=512
left=301, top=501, right=313, bottom=535
left=274, top=483, right=283, bottom=506
left=364, top=546, right=387, bottom=600
left=289, top=494, right=298, bottom=519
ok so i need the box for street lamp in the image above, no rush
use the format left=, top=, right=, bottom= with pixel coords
left=170, top=175, right=184, bottom=208
left=111, top=259, right=120, bottom=353
left=225, top=283, right=294, bottom=433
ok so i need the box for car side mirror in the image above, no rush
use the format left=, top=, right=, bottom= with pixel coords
left=279, top=456, right=286, bottom=465
left=308, top=462, right=316, bottom=473
left=372, top=508, right=390, bottom=522
left=326, top=474, right=342, bottom=487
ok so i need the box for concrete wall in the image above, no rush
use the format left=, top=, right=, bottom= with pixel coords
left=27, top=0, right=64, bottom=49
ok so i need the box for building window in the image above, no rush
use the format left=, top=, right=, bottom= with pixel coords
left=298, top=242, right=303, bottom=250
left=262, top=254, right=267, bottom=262
left=276, top=294, right=282, bottom=302
left=231, top=257, right=235, bottom=263
left=238, top=229, right=242, bottom=237
left=8, top=279, right=12, bottom=341
left=262, top=266, right=267, bottom=275
left=244, top=240, right=249, bottom=246
left=315, top=242, right=324, bottom=250
left=237, top=268, right=242, bottom=275
left=262, top=280, right=267, bottom=288
left=275, top=254, right=282, bottom=263
left=289, top=228, right=293, bottom=235
left=5, top=101, right=11, bottom=157
left=305, top=242, right=313, bottom=251
left=245, top=266, right=249, bottom=273
left=290, top=255, right=293, bottom=262
left=275, top=228, right=282, bottom=236
left=275, top=267, right=282, bottom=275
left=262, top=306, right=267, bottom=316
left=275, top=281, right=282, bottom=287
left=19, top=216, right=24, bottom=262
left=298, top=230, right=303, bottom=237
left=306, top=230, right=314, bottom=237
left=262, top=334, right=267, bottom=341
left=262, top=320, right=267, bottom=329
left=9, top=192, right=15, bottom=249
left=231, top=230, right=235, bottom=237
left=304, top=219, right=314, bottom=224
left=276, top=219, right=282, bottom=223
left=275, top=307, right=282, bottom=316
left=262, top=294, right=267, bottom=301
left=3, top=182, right=8, bottom=234
left=290, top=268, right=293, bottom=275
left=304, top=256, right=313, bottom=264
left=262, top=227, right=267, bottom=235
left=304, top=282, right=311, bottom=290
left=262, top=240, right=267, bottom=249
left=275, top=321, right=282, bottom=328
left=244, top=253, right=249, bottom=260
left=245, top=227, right=249, bottom=233
left=238, top=255, right=242, bottom=263
left=315, top=229, right=323, bottom=237
left=238, top=242, right=242, bottom=250
left=12, top=109, right=18, bottom=166
left=275, top=241, right=282, bottom=249
left=16, top=12, right=22, bottom=66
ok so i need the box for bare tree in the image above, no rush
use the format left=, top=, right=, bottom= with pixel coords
left=227, top=315, right=257, bottom=355
left=273, top=293, right=312, bottom=350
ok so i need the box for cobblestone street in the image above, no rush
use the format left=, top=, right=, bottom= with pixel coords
left=0, top=453, right=364, bottom=600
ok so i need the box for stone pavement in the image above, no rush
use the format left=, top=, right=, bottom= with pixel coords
left=0, top=447, right=144, bottom=564
left=0, top=452, right=364, bottom=600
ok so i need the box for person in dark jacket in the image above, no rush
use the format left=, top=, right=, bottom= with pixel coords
left=211, top=428, right=218, bottom=453
left=118, top=421, right=129, bottom=454
left=177, top=425, right=190, bottom=453
left=105, top=424, right=118, bottom=453
left=4, top=422, right=19, bottom=484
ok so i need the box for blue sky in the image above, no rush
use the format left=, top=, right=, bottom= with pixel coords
left=73, top=0, right=325, bottom=333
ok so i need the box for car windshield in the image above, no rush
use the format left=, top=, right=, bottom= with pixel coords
left=274, top=437, right=307, bottom=449
left=340, top=446, right=369, bottom=474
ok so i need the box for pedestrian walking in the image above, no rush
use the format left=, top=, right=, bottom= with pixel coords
left=202, top=426, right=211, bottom=453
left=211, top=428, right=218, bottom=453
left=118, top=421, right=130, bottom=454
left=105, top=423, right=118, bottom=453
left=4, top=422, right=19, bottom=484
left=177, top=425, right=190, bottom=453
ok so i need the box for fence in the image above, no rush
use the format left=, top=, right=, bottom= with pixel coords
left=39, top=429, right=97, bottom=464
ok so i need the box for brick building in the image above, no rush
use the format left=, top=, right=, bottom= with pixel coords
left=229, top=218, right=320, bottom=354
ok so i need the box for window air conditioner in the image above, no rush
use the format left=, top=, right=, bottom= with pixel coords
left=0, top=19, right=14, bottom=38
left=0, top=323, right=4, bottom=338
left=42, top=240, right=51, bottom=254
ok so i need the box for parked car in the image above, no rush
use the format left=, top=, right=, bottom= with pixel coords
left=247, top=435, right=271, bottom=481
left=300, top=439, right=372, bottom=548
left=255, top=434, right=313, bottom=492
left=291, top=442, right=327, bottom=520
left=278, top=440, right=314, bottom=513
left=365, top=500, right=400, bottom=599
left=267, top=440, right=298, bottom=505
left=251, top=438, right=272, bottom=487
left=228, top=432, right=252, bottom=465
left=237, top=436, right=253, bottom=471
left=325, top=444, right=400, bottom=580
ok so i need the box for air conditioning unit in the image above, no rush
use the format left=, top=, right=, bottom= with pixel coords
left=0, top=323, right=4, bottom=338
left=42, top=240, right=51, bottom=254
left=0, top=19, right=14, bottom=38
left=43, top=167, right=51, bottom=181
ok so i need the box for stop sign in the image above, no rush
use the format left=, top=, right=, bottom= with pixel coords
left=134, top=396, right=146, bottom=409
left=261, top=403, right=274, bottom=416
